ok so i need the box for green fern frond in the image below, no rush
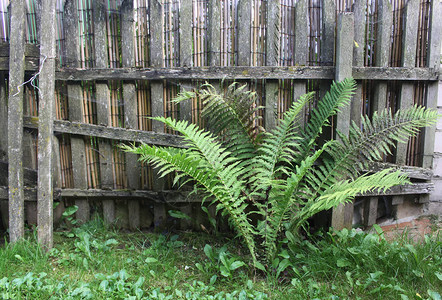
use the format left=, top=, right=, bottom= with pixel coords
left=306, top=105, right=438, bottom=201
left=294, top=78, right=356, bottom=164
left=123, top=142, right=258, bottom=265
left=199, top=82, right=263, bottom=161
left=262, top=143, right=328, bottom=262
left=251, top=91, right=315, bottom=194
left=292, top=169, right=410, bottom=230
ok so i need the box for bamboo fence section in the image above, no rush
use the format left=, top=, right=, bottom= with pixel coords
left=0, top=0, right=440, bottom=239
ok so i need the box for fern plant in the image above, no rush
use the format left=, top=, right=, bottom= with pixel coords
left=122, top=78, right=438, bottom=270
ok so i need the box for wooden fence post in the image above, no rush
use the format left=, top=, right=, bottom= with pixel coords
left=8, top=0, right=26, bottom=242
left=93, top=0, right=115, bottom=225
left=122, top=0, right=141, bottom=230
left=37, top=0, right=57, bottom=249
left=264, top=0, right=279, bottom=131
left=150, top=0, right=167, bottom=228
left=237, top=0, right=251, bottom=67
left=65, top=0, right=90, bottom=223
left=331, top=12, right=354, bottom=230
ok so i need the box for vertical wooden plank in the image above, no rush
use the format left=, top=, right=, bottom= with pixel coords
left=93, top=0, right=115, bottom=225
left=0, top=73, right=7, bottom=161
left=37, top=0, right=57, bottom=249
left=335, top=13, right=354, bottom=132
left=363, top=197, right=378, bottom=227
left=179, top=0, right=192, bottom=122
left=8, top=0, right=26, bottom=243
left=208, top=0, right=221, bottom=66
left=351, top=0, right=366, bottom=127
left=320, top=0, right=336, bottom=67
left=150, top=0, right=166, bottom=227
left=65, top=0, right=89, bottom=223
left=122, top=0, right=140, bottom=230
left=395, top=0, right=419, bottom=166
left=179, top=0, right=195, bottom=229
left=372, top=0, right=392, bottom=112
left=331, top=13, right=354, bottom=230
left=293, top=0, right=308, bottom=126
left=237, top=0, right=251, bottom=66
left=422, top=1, right=442, bottom=168
left=265, top=0, right=279, bottom=131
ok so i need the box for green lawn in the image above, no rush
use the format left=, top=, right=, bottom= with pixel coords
left=0, top=216, right=441, bottom=299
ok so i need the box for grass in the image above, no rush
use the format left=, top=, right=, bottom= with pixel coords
left=0, top=216, right=441, bottom=299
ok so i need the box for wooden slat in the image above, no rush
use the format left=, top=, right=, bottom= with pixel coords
left=149, top=0, right=166, bottom=228
left=264, top=0, right=279, bottom=131
left=237, top=0, right=251, bottom=66
left=179, top=0, right=193, bottom=122
left=53, top=66, right=439, bottom=81
left=372, top=0, right=393, bottom=112
left=208, top=0, right=221, bottom=66
left=293, top=0, right=308, bottom=126
left=24, top=118, right=186, bottom=148
left=0, top=182, right=434, bottom=201
left=365, top=162, right=433, bottom=180
left=395, top=0, right=419, bottom=166
left=332, top=12, right=354, bottom=231
left=122, top=0, right=141, bottom=230
left=321, top=0, right=336, bottom=66
left=0, top=73, right=7, bottom=161
left=351, top=0, right=366, bottom=127
left=363, top=197, right=378, bottom=227
left=422, top=1, right=442, bottom=168
left=8, top=0, right=26, bottom=243
left=93, top=0, right=115, bottom=225
left=65, top=0, right=89, bottom=224
left=37, top=0, right=57, bottom=249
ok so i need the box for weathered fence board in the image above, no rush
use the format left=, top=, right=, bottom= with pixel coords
left=0, top=182, right=434, bottom=202
left=395, top=0, right=420, bottom=166
left=372, top=0, right=393, bottom=112
left=331, top=12, right=354, bottom=230
left=24, top=118, right=185, bottom=147
left=422, top=1, right=442, bottom=169
left=149, top=0, right=167, bottom=228
left=8, top=0, right=26, bottom=243
left=93, top=0, right=115, bottom=225
left=122, top=0, right=141, bottom=230
left=64, top=0, right=89, bottom=224
left=37, top=0, right=57, bottom=249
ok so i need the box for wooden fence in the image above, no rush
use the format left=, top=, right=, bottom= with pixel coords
left=0, top=0, right=440, bottom=247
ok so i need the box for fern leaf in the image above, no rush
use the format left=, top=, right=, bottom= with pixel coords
left=292, top=169, right=410, bottom=230
left=293, top=78, right=356, bottom=164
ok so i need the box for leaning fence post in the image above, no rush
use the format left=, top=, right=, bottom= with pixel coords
left=37, top=0, right=57, bottom=249
left=8, top=0, right=26, bottom=243
left=331, top=12, right=354, bottom=230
